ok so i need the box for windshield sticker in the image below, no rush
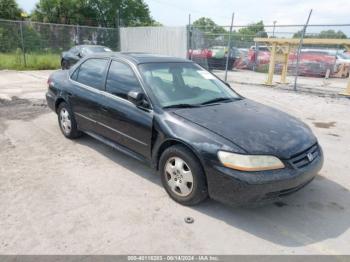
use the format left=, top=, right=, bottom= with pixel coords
left=197, top=70, right=216, bottom=80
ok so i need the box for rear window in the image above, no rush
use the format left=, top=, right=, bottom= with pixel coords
left=74, top=58, right=108, bottom=90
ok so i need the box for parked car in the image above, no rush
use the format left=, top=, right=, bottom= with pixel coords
left=46, top=53, right=323, bottom=206
left=288, top=50, right=336, bottom=77
left=250, top=45, right=270, bottom=52
left=61, top=45, right=112, bottom=69
left=246, top=47, right=338, bottom=77
left=234, top=48, right=250, bottom=69
left=335, top=52, right=350, bottom=65
left=208, top=46, right=240, bottom=70
left=334, top=52, right=350, bottom=78
left=189, top=46, right=239, bottom=70
left=245, top=46, right=271, bottom=70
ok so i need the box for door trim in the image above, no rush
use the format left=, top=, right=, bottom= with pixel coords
left=75, top=112, right=148, bottom=146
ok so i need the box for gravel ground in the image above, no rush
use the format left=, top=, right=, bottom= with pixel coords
left=0, top=70, right=350, bottom=255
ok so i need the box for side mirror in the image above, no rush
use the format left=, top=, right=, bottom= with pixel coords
left=224, top=82, right=231, bottom=88
left=127, top=90, right=149, bottom=108
left=77, top=52, right=82, bottom=58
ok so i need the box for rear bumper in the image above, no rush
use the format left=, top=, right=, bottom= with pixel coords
left=46, top=91, right=56, bottom=112
left=205, top=148, right=324, bottom=206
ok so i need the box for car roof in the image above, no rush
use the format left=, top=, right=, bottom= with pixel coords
left=86, top=52, right=191, bottom=64
left=76, top=45, right=107, bottom=48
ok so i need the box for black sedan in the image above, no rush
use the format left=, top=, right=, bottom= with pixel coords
left=46, top=52, right=323, bottom=206
left=61, top=45, right=112, bottom=69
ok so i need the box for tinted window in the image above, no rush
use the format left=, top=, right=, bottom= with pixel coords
left=106, top=61, right=142, bottom=99
left=76, top=58, right=108, bottom=89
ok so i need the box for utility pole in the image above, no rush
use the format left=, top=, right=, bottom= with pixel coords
left=224, top=12, right=235, bottom=82
left=293, top=9, right=313, bottom=91
left=272, top=20, right=277, bottom=37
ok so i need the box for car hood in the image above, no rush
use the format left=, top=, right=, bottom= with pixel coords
left=172, top=99, right=316, bottom=159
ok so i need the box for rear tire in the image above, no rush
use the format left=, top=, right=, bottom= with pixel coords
left=57, top=102, right=81, bottom=139
left=159, top=145, right=208, bottom=205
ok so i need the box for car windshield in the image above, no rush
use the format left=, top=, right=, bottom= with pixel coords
left=138, top=62, right=241, bottom=108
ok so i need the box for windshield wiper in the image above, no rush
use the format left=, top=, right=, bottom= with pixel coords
left=163, top=103, right=201, bottom=109
left=200, top=97, right=235, bottom=105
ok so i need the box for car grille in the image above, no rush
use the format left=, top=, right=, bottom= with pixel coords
left=288, top=143, right=320, bottom=169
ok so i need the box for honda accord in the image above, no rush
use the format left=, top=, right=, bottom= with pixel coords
left=46, top=52, right=323, bottom=206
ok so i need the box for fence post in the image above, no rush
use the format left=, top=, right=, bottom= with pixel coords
left=280, top=44, right=290, bottom=84
left=116, top=9, right=120, bottom=28
left=76, top=24, right=81, bottom=45
left=293, top=9, right=313, bottom=91
left=224, top=12, right=234, bottom=82
left=116, top=10, right=121, bottom=51
left=253, top=42, right=259, bottom=72
left=19, top=20, right=27, bottom=67
left=265, top=42, right=276, bottom=85
left=340, top=77, right=350, bottom=96
left=188, top=14, right=192, bottom=60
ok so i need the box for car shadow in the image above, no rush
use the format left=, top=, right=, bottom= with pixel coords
left=75, top=135, right=350, bottom=248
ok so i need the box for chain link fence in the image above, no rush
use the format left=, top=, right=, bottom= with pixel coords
left=188, top=23, right=350, bottom=91
left=1, top=18, right=350, bottom=92
left=0, top=19, right=119, bottom=69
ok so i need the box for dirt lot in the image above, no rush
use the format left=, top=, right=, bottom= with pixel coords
left=0, top=70, right=350, bottom=254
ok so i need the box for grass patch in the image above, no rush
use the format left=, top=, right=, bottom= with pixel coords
left=0, top=52, right=61, bottom=70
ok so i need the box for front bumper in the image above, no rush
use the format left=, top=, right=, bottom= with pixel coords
left=205, top=148, right=324, bottom=206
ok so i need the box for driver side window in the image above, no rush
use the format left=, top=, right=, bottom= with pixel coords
left=106, top=61, right=142, bottom=99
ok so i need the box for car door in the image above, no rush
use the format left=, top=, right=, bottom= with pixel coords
left=97, top=59, right=153, bottom=159
left=68, top=57, right=109, bottom=133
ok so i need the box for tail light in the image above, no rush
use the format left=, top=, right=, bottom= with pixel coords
left=47, top=77, right=53, bottom=88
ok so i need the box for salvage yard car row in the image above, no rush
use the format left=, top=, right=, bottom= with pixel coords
left=189, top=46, right=350, bottom=78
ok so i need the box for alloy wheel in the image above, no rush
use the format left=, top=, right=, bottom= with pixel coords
left=60, top=108, right=72, bottom=135
left=164, top=157, right=194, bottom=197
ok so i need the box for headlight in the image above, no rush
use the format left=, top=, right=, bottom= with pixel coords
left=217, top=151, right=285, bottom=171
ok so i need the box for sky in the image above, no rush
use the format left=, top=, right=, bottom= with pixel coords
left=17, top=0, right=350, bottom=27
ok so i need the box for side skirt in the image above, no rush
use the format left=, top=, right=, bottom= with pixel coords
left=84, top=131, right=150, bottom=166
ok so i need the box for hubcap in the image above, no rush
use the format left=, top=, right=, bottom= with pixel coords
left=60, top=108, right=72, bottom=135
left=164, top=157, right=193, bottom=197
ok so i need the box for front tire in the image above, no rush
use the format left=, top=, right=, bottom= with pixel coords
left=57, top=102, right=81, bottom=139
left=159, top=145, right=208, bottom=205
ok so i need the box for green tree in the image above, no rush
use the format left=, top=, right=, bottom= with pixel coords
left=0, top=0, right=22, bottom=19
left=31, top=0, right=160, bottom=27
left=193, top=17, right=227, bottom=36
left=90, top=0, right=159, bottom=27
left=293, top=29, right=347, bottom=39
left=31, top=0, right=90, bottom=24
left=235, top=21, right=267, bottom=42
left=0, top=0, right=24, bottom=52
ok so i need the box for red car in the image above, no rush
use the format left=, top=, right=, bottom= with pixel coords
left=288, top=51, right=336, bottom=77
